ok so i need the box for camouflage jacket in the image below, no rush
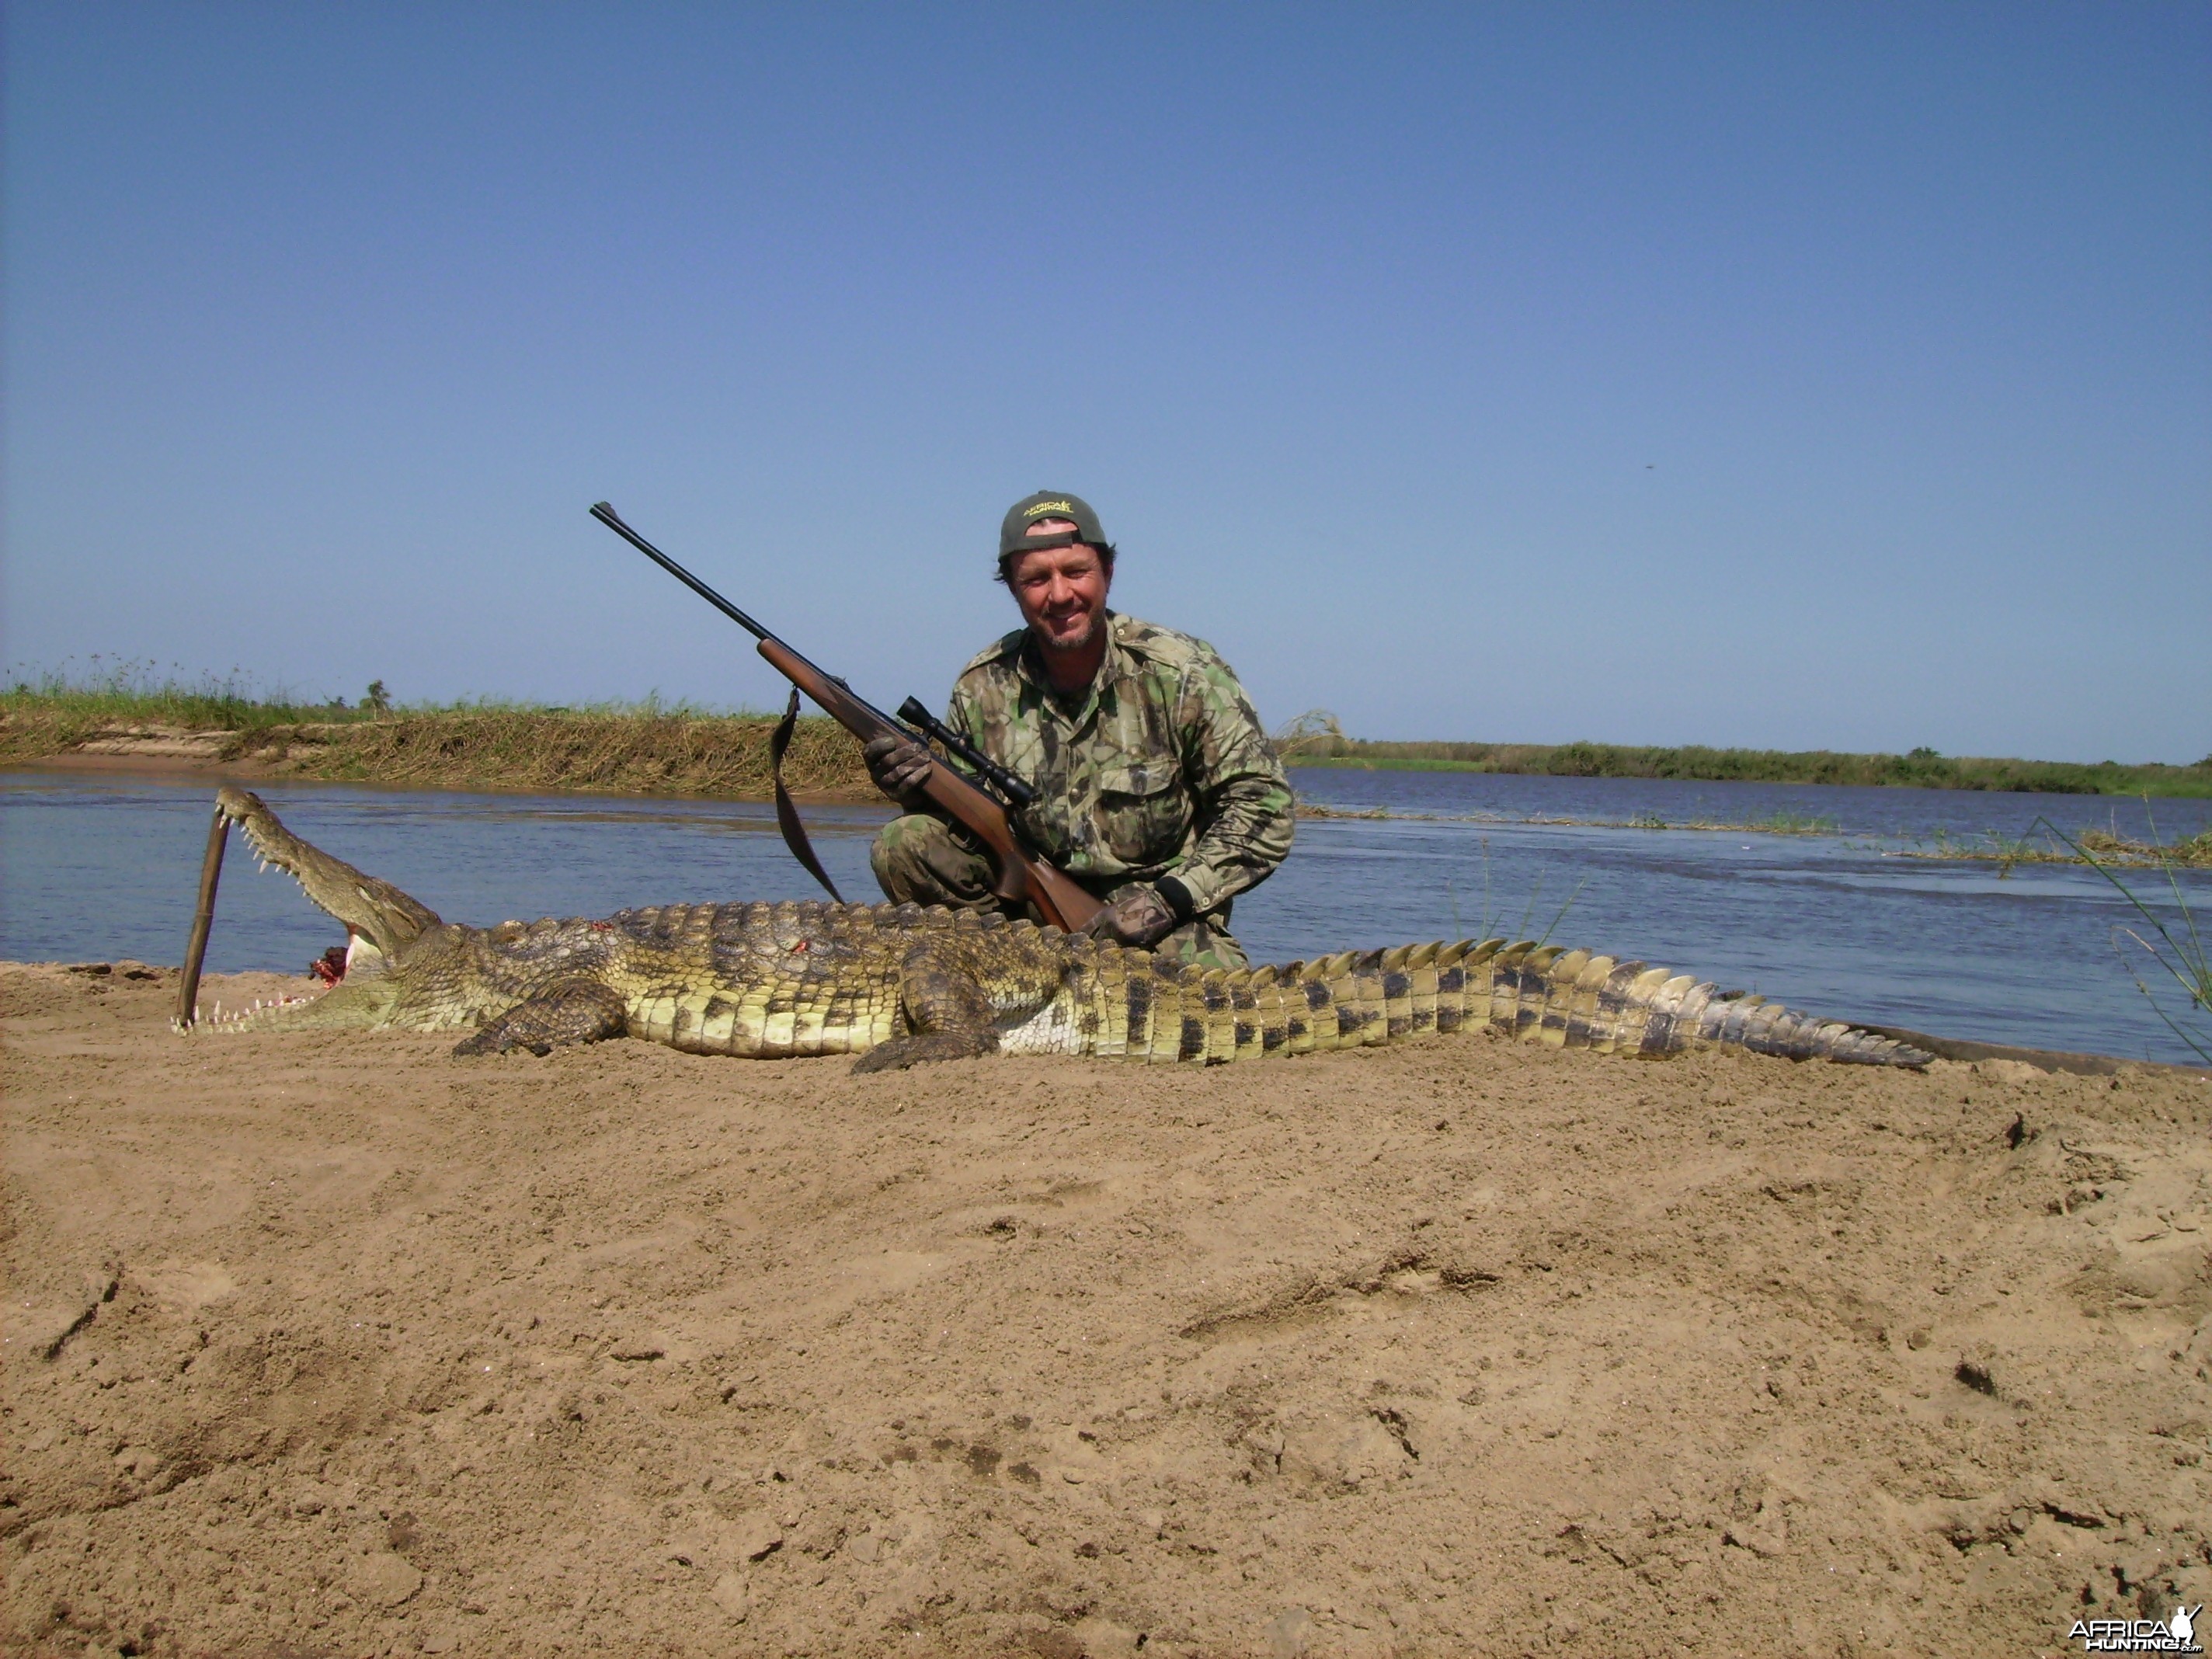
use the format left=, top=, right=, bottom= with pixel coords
left=944, top=613, right=1294, bottom=916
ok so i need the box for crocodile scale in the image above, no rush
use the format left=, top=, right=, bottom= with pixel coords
left=186, top=787, right=1929, bottom=1072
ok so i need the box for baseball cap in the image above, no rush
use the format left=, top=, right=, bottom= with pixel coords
left=999, top=490, right=1108, bottom=562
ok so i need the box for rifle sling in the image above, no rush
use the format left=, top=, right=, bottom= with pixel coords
left=770, top=688, right=846, bottom=903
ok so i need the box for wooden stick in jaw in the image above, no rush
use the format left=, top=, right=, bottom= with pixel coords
left=176, top=805, right=228, bottom=1028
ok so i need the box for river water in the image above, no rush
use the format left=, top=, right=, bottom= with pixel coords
left=4, top=767, right=2207, bottom=1066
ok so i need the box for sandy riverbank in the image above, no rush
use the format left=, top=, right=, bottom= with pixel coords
left=0, top=714, right=875, bottom=802
left=4, top=961, right=2209, bottom=1657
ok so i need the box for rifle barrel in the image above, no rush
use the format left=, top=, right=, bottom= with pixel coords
left=593, top=503, right=899, bottom=732
left=591, top=502, right=771, bottom=642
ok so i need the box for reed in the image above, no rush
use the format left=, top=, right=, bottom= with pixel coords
left=1904, top=826, right=2212, bottom=871
left=0, top=666, right=871, bottom=799
left=1744, top=809, right=1841, bottom=836
left=1442, top=835, right=1587, bottom=946
left=3, top=657, right=387, bottom=733
left=2033, top=809, right=2212, bottom=1065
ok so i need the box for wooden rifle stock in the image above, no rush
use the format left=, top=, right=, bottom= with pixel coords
left=751, top=641, right=1101, bottom=932
left=591, top=503, right=1103, bottom=934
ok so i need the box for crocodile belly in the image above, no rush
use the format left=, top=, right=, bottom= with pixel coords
left=995, top=993, right=1085, bottom=1056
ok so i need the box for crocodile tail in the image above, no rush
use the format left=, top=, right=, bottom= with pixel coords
left=1083, top=938, right=1930, bottom=1067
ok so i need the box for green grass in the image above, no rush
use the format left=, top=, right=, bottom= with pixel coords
left=1442, top=835, right=1587, bottom=946
left=1901, top=824, right=2212, bottom=871
left=0, top=663, right=869, bottom=798
left=1582, top=808, right=1837, bottom=834
left=1744, top=809, right=1841, bottom=836
left=2, top=657, right=393, bottom=731
left=2033, top=809, right=2212, bottom=1065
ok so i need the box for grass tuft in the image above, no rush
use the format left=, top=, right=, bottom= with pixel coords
left=2029, top=805, right=2211, bottom=1065
left=1903, top=824, right=2212, bottom=871
left=4, top=656, right=386, bottom=732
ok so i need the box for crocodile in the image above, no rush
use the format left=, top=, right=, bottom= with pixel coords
left=185, top=787, right=1931, bottom=1071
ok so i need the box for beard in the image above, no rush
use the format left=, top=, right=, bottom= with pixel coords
left=1035, top=607, right=1103, bottom=654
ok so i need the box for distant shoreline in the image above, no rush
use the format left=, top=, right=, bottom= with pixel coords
left=1282, top=743, right=2212, bottom=798
left=5, top=688, right=2207, bottom=800
left=12, top=753, right=2205, bottom=864
left=0, top=704, right=875, bottom=802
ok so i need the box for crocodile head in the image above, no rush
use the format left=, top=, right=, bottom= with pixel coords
left=188, top=920, right=503, bottom=1036
left=181, top=787, right=458, bottom=1035
left=216, top=786, right=440, bottom=975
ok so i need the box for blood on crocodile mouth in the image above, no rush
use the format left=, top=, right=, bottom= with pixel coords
left=311, top=945, right=350, bottom=986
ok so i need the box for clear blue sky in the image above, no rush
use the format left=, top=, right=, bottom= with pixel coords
left=5, top=3, right=2207, bottom=762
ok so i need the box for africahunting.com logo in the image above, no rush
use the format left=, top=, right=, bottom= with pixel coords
left=2068, top=1605, right=2203, bottom=1654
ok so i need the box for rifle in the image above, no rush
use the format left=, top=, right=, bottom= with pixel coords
left=590, top=503, right=1104, bottom=934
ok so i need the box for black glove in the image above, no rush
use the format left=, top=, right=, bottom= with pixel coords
left=862, top=734, right=934, bottom=804
left=1083, top=885, right=1181, bottom=950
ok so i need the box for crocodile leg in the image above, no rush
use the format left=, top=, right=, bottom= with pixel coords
left=453, top=982, right=628, bottom=1057
left=850, top=942, right=1006, bottom=1073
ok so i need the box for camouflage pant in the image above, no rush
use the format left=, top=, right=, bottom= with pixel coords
left=869, top=814, right=1250, bottom=970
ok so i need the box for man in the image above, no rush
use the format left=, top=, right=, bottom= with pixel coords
left=864, top=490, right=1293, bottom=969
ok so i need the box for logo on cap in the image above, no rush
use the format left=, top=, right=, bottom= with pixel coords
left=1024, top=500, right=1074, bottom=518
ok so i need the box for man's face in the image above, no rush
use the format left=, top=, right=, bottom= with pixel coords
left=1006, top=518, right=1111, bottom=654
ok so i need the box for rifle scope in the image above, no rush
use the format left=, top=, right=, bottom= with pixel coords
left=897, top=697, right=1036, bottom=809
